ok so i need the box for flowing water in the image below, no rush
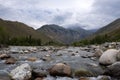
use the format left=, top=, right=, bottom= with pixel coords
left=0, top=46, right=107, bottom=80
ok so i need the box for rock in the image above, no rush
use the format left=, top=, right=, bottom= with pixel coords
left=5, top=57, right=16, bottom=64
left=116, top=50, right=120, bottom=61
left=45, top=54, right=50, bottom=57
left=93, top=49, right=103, bottom=58
left=79, top=77, right=90, bottom=80
left=32, top=69, right=47, bottom=78
left=104, top=62, right=120, bottom=78
left=41, top=47, right=49, bottom=51
left=35, top=77, right=43, bottom=80
left=56, top=54, right=62, bottom=56
left=49, top=63, right=72, bottom=77
left=97, top=75, right=111, bottom=80
left=74, top=68, right=93, bottom=77
left=23, top=50, right=29, bottom=53
left=76, top=51, right=79, bottom=53
left=41, top=56, right=52, bottom=61
left=79, top=76, right=111, bottom=80
left=81, top=55, right=91, bottom=58
left=0, top=54, right=10, bottom=60
left=27, top=57, right=37, bottom=62
left=10, top=63, right=32, bottom=80
left=71, top=53, right=76, bottom=56
left=99, top=49, right=119, bottom=65
left=79, top=77, right=96, bottom=80
left=90, top=57, right=97, bottom=61
left=87, top=63, right=98, bottom=67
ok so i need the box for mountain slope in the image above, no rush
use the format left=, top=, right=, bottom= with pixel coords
left=37, top=24, right=92, bottom=44
left=72, top=18, right=120, bottom=46
left=95, top=18, right=120, bottom=41
left=96, top=18, right=120, bottom=34
left=0, top=18, right=51, bottom=43
left=67, top=26, right=94, bottom=38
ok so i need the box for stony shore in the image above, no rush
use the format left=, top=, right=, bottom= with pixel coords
left=0, top=42, right=120, bottom=80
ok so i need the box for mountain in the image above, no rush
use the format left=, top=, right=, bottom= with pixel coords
left=67, top=25, right=94, bottom=38
left=73, top=18, right=120, bottom=46
left=72, top=18, right=120, bottom=46
left=37, top=24, right=93, bottom=44
left=95, top=18, right=120, bottom=41
left=96, top=18, right=120, bottom=34
left=0, top=18, right=51, bottom=44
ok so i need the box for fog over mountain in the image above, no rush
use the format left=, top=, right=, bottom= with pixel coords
left=0, top=0, right=120, bottom=30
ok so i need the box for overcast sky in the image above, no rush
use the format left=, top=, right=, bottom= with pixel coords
left=0, top=0, right=120, bottom=30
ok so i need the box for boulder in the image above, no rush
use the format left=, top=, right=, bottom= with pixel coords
left=5, top=57, right=16, bottom=64
left=99, top=49, right=119, bottom=65
left=79, top=77, right=89, bottom=80
left=104, top=62, right=120, bottom=78
left=74, top=68, right=93, bottom=77
left=32, top=69, right=47, bottom=78
left=27, top=57, right=37, bottom=62
left=10, top=63, right=32, bottom=80
left=93, top=49, right=103, bottom=58
left=0, top=54, right=10, bottom=60
left=97, top=75, right=111, bottom=80
left=34, top=77, right=43, bottom=80
left=79, top=76, right=111, bottom=80
left=116, top=50, right=120, bottom=61
left=49, top=63, right=72, bottom=77
left=79, top=77, right=96, bottom=80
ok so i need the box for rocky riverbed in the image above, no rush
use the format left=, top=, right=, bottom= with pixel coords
left=0, top=42, right=120, bottom=80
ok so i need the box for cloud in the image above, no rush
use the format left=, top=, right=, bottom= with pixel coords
left=93, top=0, right=120, bottom=17
left=0, top=0, right=119, bottom=29
left=88, top=0, right=120, bottom=29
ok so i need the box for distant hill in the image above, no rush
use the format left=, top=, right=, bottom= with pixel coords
left=73, top=18, right=120, bottom=46
left=37, top=24, right=93, bottom=44
left=0, top=18, right=51, bottom=45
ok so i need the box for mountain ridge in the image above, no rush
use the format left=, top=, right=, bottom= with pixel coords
left=0, top=18, right=52, bottom=44
left=73, top=18, right=120, bottom=46
left=37, top=24, right=93, bottom=44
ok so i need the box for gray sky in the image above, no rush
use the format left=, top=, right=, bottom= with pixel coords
left=0, top=0, right=120, bottom=30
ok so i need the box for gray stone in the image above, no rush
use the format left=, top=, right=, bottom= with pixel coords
left=10, top=63, right=32, bottom=80
left=49, top=63, right=72, bottom=77
left=99, top=49, right=119, bottom=65
left=104, top=62, right=120, bottom=78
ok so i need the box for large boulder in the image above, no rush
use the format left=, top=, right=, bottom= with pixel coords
left=10, top=63, right=32, bottom=80
left=49, top=63, right=72, bottom=77
left=104, top=62, right=120, bottom=78
left=99, top=49, right=119, bottom=65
